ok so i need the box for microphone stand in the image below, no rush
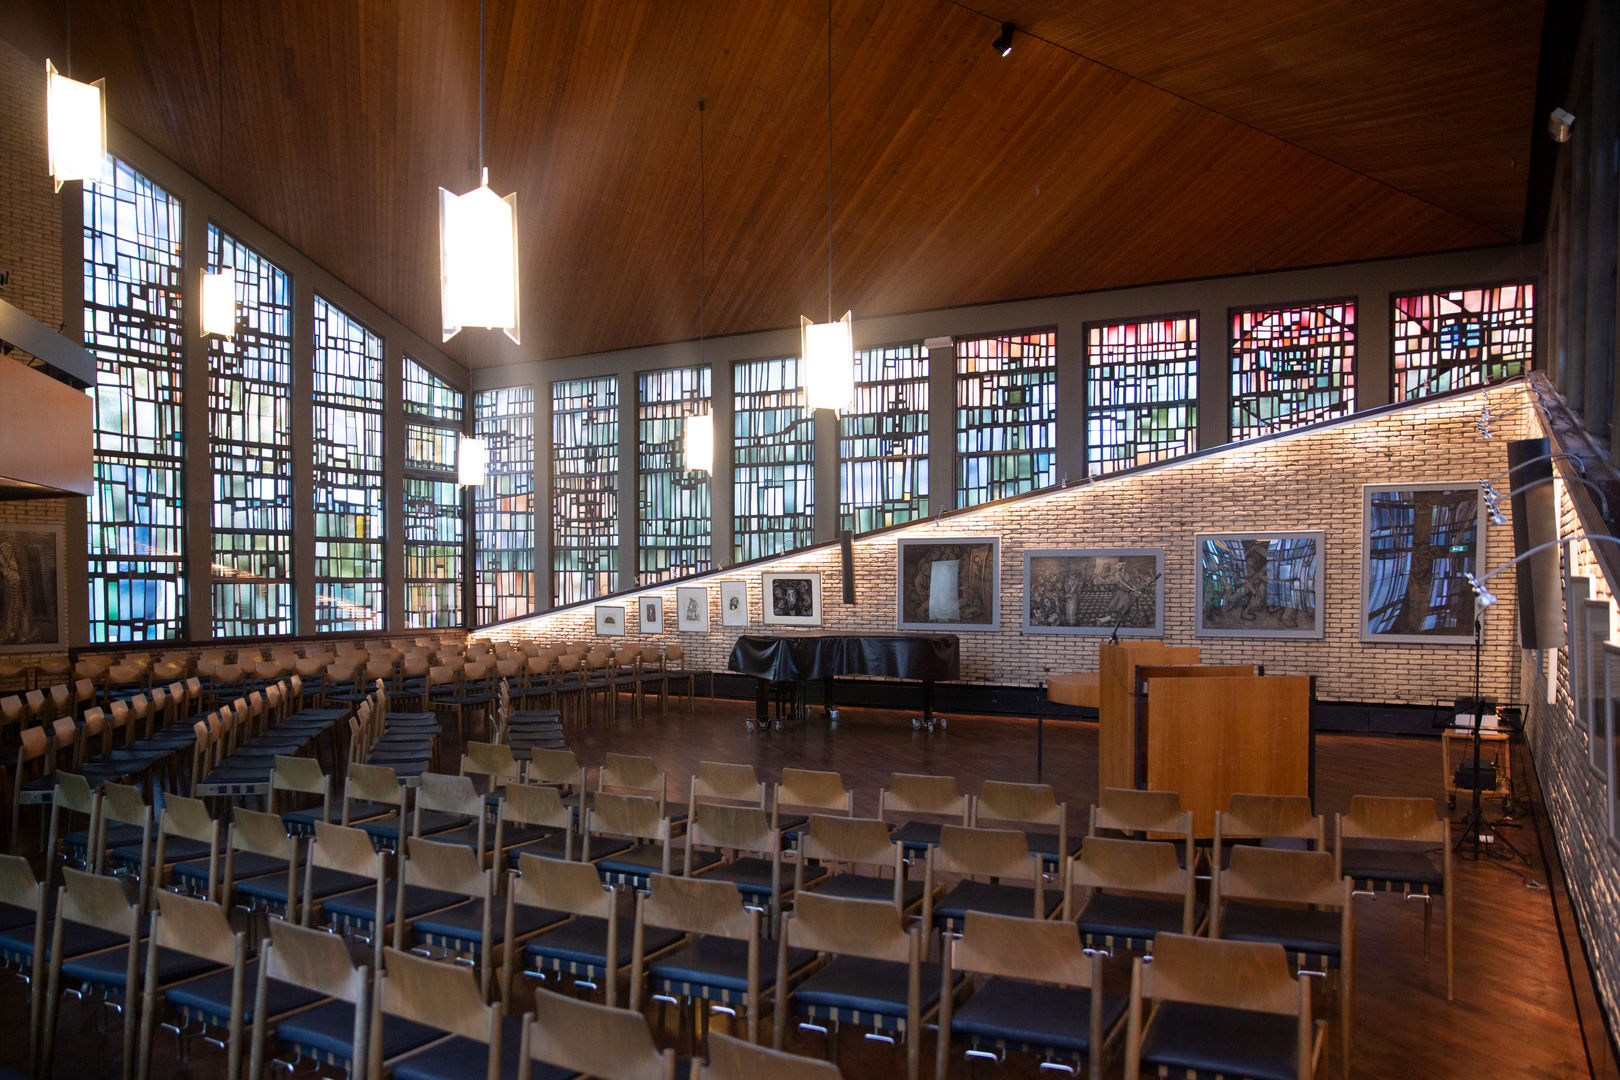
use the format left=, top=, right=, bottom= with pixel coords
left=1452, top=604, right=1528, bottom=862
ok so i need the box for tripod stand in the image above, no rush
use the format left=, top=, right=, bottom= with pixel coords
left=1453, top=611, right=1529, bottom=863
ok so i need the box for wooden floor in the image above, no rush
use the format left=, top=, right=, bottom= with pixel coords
left=4, top=694, right=1593, bottom=1080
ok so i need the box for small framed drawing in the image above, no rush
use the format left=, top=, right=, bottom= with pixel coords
left=639, top=596, right=664, bottom=634
left=676, top=586, right=710, bottom=632
left=762, top=572, right=822, bottom=627
left=594, top=605, right=626, bottom=637
left=0, top=524, right=65, bottom=654
left=1023, top=548, right=1163, bottom=636
left=1360, top=483, right=1485, bottom=643
left=896, top=537, right=1000, bottom=631
left=720, top=581, right=749, bottom=627
left=1196, top=530, right=1325, bottom=639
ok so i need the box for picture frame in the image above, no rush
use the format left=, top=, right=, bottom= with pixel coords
left=896, top=537, right=1000, bottom=632
left=1587, top=599, right=1611, bottom=780
left=594, top=604, right=626, bottom=637
left=0, top=524, right=64, bottom=654
left=1360, top=483, right=1486, bottom=643
left=1196, top=530, right=1325, bottom=639
left=720, top=580, right=749, bottom=627
left=639, top=596, right=664, bottom=634
left=1606, top=643, right=1620, bottom=848
left=676, top=586, right=710, bottom=632
left=761, top=571, right=822, bottom=627
left=1023, top=548, right=1163, bottom=636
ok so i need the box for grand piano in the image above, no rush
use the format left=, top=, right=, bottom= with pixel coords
left=727, top=632, right=961, bottom=732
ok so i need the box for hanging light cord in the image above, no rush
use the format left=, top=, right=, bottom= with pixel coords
left=826, top=0, right=834, bottom=324
left=217, top=0, right=225, bottom=201
left=698, top=100, right=706, bottom=354
left=477, top=0, right=486, bottom=177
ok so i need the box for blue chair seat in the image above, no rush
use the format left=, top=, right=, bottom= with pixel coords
left=0, top=901, right=38, bottom=934
left=320, top=884, right=466, bottom=931
left=525, top=916, right=683, bottom=971
left=793, top=956, right=949, bottom=1027
left=933, top=881, right=1049, bottom=927
left=699, top=857, right=827, bottom=899
left=173, top=851, right=287, bottom=888
left=594, top=845, right=719, bottom=884
left=649, top=936, right=816, bottom=999
left=1023, top=830, right=1083, bottom=867
left=61, top=942, right=220, bottom=988
left=413, top=901, right=570, bottom=955
left=890, top=821, right=943, bottom=856
left=0, top=917, right=125, bottom=962
left=233, top=870, right=298, bottom=906
left=165, top=960, right=324, bottom=1024
left=304, top=867, right=378, bottom=901
left=66, top=822, right=146, bottom=853
left=1074, top=894, right=1199, bottom=948
left=1137, top=1001, right=1301, bottom=1080
left=808, top=875, right=926, bottom=909
left=390, top=1014, right=572, bottom=1080
left=950, top=977, right=1125, bottom=1056
left=275, top=999, right=441, bottom=1065
left=1219, top=903, right=1342, bottom=964
left=112, top=836, right=211, bottom=867
left=431, top=823, right=548, bottom=852
left=1338, top=843, right=1444, bottom=891
left=504, top=833, right=610, bottom=869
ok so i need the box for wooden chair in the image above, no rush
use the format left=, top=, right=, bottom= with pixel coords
left=1335, top=794, right=1452, bottom=1001
left=923, top=824, right=1053, bottom=934
left=1213, top=792, right=1325, bottom=869
left=1089, top=787, right=1193, bottom=842
left=408, top=771, right=487, bottom=853
left=686, top=802, right=820, bottom=923
left=144, top=794, right=221, bottom=905
left=879, top=773, right=969, bottom=860
left=600, top=752, right=674, bottom=819
left=973, top=779, right=1077, bottom=874
left=300, top=821, right=390, bottom=965
left=135, top=889, right=249, bottom=1080
left=1124, top=933, right=1325, bottom=1080
left=772, top=891, right=939, bottom=1080
left=526, top=746, right=588, bottom=799
left=1063, top=835, right=1201, bottom=955
left=936, top=910, right=1123, bottom=1079
left=343, top=761, right=411, bottom=851
left=10, top=724, right=51, bottom=852
left=691, top=760, right=767, bottom=810
left=519, top=984, right=678, bottom=1080
left=216, top=807, right=300, bottom=923
left=93, top=779, right=153, bottom=879
left=1213, top=845, right=1355, bottom=1078
left=372, top=945, right=521, bottom=1080
left=490, top=781, right=578, bottom=867
left=274, top=754, right=336, bottom=835
left=663, top=644, right=701, bottom=712
left=631, top=873, right=780, bottom=1052
left=394, top=835, right=521, bottom=999
left=0, top=853, right=48, bottom=1073
left=589, top=792, right=685, bottom=890
left=796, top=814, right=922, bottom=912
left=247, top=918, right=386, bottom=1079
left=696, top=1031, right=845, bottom=1080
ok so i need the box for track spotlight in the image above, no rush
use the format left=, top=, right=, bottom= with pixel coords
left=992, top=22, right=1015, bottom=57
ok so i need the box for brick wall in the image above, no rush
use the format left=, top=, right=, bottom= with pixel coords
left=483, top=383, right=1534, bottom=706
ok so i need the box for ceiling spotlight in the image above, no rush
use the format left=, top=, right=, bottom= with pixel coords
left=992, top=22, right=1015, bottom=57
left=1549, top=107, right=1575, bottom=143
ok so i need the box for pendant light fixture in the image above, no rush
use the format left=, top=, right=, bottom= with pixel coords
left=440, top=0, right=521, bottom=344
left=45, top=1, right=109, bottom=192
left=457, top=433, right=489, bottom=487
left=685, top=100, right=714, bottom=474
left=201, top=0, right=236, bottom=339
left=801, top=0, right=854, bottom=413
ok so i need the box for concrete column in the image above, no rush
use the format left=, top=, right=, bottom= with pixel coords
left=813, top=407, right=840, bottom=543
left=1356, top=283, right=1393, bottom=412
left=1196, top=308, right=1229, bottom=452
left=1054, top=326, right=1087, bottom=483
left=180, top=206, right=212, bottom=641
left=709, top=360, right=734, bottom=565
left=618, top=371, right=638, bottom=591
left=535, top=379, right=554, bottom=610
left=59, top=186, right=88, bottom=646
left=383, top=340, right=406, bottom=631
left=291, top=276, right=317, bottom=635
left=926, top=337, right=956, bottom=514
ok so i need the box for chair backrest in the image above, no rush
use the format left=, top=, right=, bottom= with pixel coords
left=272, top=755, right=330, bottom=819
left=1091, top=787, right=1189, bottom=836
left=462, top=741, right=522, bottom=789
left=1063, top=835, right=1194, bottom=927
left=699, top=1031, right=843, bottom=1080
left=1138, top=932, right=1303, bottom=1015
left=798, top=814, right=900, bottom=871
left=952, top=909, right=1097, bottom=986
left=881, top=772, right=968, bottom=822
left=377, top=946, right=500, bottom=1063
left=402, top=835, right=490, bottom=901
left=600, top=752, right=665, bottom=802
left=0, top=694, right=24, bottom=728
left=527, top=747, right=585, bottom=790
left=639, top=872, right=753, bottom=940
left=1336, top=794, right=1444, bottom=844
left=60, top=866, right=139, bottom=943
left=685, top=803, right=776, bottom=868
left=524, top=986, right=675, bottom=1080
left=152, top=888, right=243, bottom=968
left=589, top=792, right=669, bottom=852
left=783, top=890, right=914, bottom=963
left=933, top=824, right=1040, bottom=882
left=975, top=780, right=1064, bottom=829
left=501, top=782, right=572, bottom=832
left=0, top=853, right=44, bottom=913
left=231, top=807, right=294, bottom=858
left=259, top=919, right=370, bottom=1021
left=1212, top=846, right=1347, bottom=932
left=692, top=761, right=765, bottom=807
left=512, top=854, right=613, bottom=917
left=345, top=762, right=405, bottom=814
left=416, top=772, right=483, bottom=819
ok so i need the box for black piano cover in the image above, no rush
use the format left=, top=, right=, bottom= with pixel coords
left=727, top=633, right=960, bottom=682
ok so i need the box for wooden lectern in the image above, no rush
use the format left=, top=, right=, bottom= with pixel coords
left=1097, top=642, right=1199, bottom=793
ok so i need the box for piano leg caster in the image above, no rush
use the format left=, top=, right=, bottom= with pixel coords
left=745, top=718, right=761, bottom=733
left=912, top=716, right=946, bottom=732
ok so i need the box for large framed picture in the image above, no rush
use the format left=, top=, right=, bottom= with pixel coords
left=594, top=605, right=626, bottom=637
left=762, top=572, right=822, bottom=627
left=1196, top=531, right=1325, bottom=639
left=0, top=524, right=64, bottom=654
left=676, top=586, right=710, bottom=632
left=639, top=596, right=664, bottom=634
left=720, top=581, right=749, bottom=627
left=1023, top=548, right=1163, bottom=636
left=897, top=537, right=1000, bottom=631
left=1360, top=483, right=1485, bottom=643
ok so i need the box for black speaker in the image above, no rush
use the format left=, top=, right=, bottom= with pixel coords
left=1506, top=437, right=1562, bottom=650
left=840, top=530, right=856, bottom=605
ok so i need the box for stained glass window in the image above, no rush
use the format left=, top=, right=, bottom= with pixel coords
left=1086, top=315, right=1198, bottom=476
left=474, top=386, right=535, bottom=625
left=1392, top=283, right=1534, bottom=401
left=311, top=296, right=385, bottom=631
left=840, top=343, right=928, bottom=533
left=734, top=357, right=814, bottom=562
left=83, top=158, right=187, bottom=642
left=1230, top=300, right=1356, bottom=440
left=403, top=358, right=463, bottom=628
left=955, top=330, right=1058, bottom=508
left=207, top=227, right=293, bottom=637
left=638, top=366, right=712, bottom=584
left=552, top=376, right=619, bottom=605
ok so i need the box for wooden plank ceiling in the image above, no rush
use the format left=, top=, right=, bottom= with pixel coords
left=17, top=0, right=1543, bottom=369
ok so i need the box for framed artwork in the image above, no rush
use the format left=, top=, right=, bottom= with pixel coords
left=762, top=572, right=822, bottom=627
left=639, top=596, right=664, bottom=634
left=897, top=537, right=1000, bottom=631
left=1587, top=599, right=1611, bottom=780
left=676, top=586, right=710, bottom=632
left=1569, top=575, right=1592, bottom=742
left=1196, top=530, right=1325, bottom=639
left=720, top=581, right=749, bottom=627
left=0, top=524, right=64, bottom=654
left=1360, top=483, right=1485, bottom=643
left=1023, top=548, right=1163, bottom=636
left=594, top=605, right=626, bottom=637
left=1607, top=644, right=1620, bottom=848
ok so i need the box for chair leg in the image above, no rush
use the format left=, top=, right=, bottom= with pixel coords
left=1444, top=891, right=1454, bottom=1001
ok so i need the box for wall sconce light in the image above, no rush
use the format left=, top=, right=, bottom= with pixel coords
left=46, top=60, right=108, bottom=192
